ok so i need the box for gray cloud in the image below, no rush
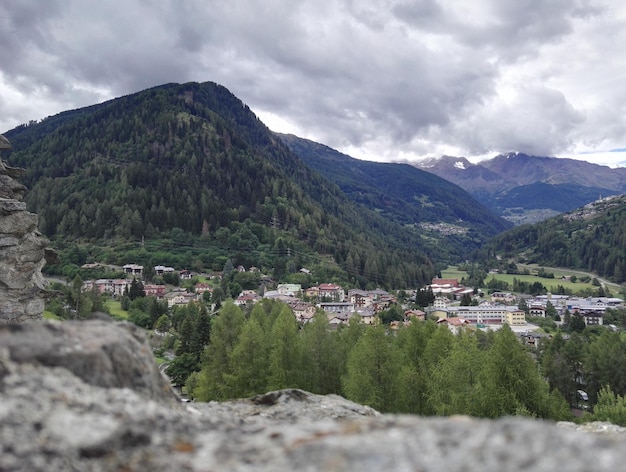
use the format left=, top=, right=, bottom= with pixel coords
left=0, top=0, right=624, bottom=165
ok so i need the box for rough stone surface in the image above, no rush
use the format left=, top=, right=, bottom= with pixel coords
left=2, top=320, right=626, bottom=472
left=0, top=320, right=179, bottom=403
left=0, top=134, right=50, bottom=322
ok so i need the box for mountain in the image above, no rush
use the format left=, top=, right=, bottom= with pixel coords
left=278, top=133, right=511, bottom=257
left=4, top=81, right=443, bottom=289
left=475, top=194, right=626, bottom=284
left=414, top=153, right=626, bottom=224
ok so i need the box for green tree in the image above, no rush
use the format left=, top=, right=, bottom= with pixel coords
left=266, top=305, right=302, bottom=390
left=342, top=325, right=405, bottom=412
left=223, top=317, right=269, bottom=398
left=427, top=332, right=484, bottom=416
left=193, top=302, right=245, bottom=401
left=474, top=325, right=567, bottom=419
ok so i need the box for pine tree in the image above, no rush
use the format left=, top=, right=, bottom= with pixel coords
left=193, top=302, right=245, bottom=401
left=223, top=317, right=269, bottom=398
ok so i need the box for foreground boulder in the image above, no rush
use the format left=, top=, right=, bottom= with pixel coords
left=2, top=320, right=626, bottom=471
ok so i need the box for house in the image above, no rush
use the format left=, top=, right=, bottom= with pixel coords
left=234, top=291, right=261, bottom=306
left=505, top=308, right=527, bottom=326
left=165, top=290, right=197, bottom=307
left=404, top=309, right=426, bottom=322
left=318, top=302, right=355, bottom=314
left=528, top=304, right=546, bottom=317
left=143, top=284, right=166, bottom=298
left=318, top=283, right=345, bottom=302
left=356, top=307, right=377, bottom=325
left=433, top=304, right=526, bottom=326
left=491, top=292, right=516, bottom=304
left=580, top=310, right=603, bottom=326
left=277, top=284, right=302, bottom=297
left=194, top=283, right=213, bottom=294
left=348, top=289, right=373, bottom=308
left=154, top=265, right=175, bottom=276
left=123, top=264, right=144, bottom=277
left=179, top=269, right=193, bottom=280
left=83, top=279, right=131, bottom=297
left=286, top=300, right=316, bottom=323
left=437, top=317, right=472, bottom=334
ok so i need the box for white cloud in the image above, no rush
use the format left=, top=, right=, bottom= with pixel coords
left=1, top=0, right=625, bottom=166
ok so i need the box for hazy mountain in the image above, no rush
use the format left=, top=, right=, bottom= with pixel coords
left=414, top=153, right=626, bottom=224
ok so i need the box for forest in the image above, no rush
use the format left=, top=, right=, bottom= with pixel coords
left=167, top=299, right=569, bottom=419
left=5, top=82, right=439, bottom=289
left=473, top=195, right=626, bottom=284
left=157, top=299, right=626, bottom=426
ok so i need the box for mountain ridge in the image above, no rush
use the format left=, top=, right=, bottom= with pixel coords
left=413, top=153, right=626, bottom=224
left=3, top=81, right=440, bottom=288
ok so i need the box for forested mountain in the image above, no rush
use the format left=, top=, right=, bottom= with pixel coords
left=4, top=81, right=439, bottom=288
left=474, top=194, right=626, bottom=283
left=415, top=153, right=626, bottom=224
left=278, top=134, right=511, bottom=259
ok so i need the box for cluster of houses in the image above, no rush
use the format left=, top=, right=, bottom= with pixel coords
left=82, top=264, right=625, bottom=332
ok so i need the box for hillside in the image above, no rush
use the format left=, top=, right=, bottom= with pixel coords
left=415, top=153, right=626, bottom=224
left=278, top=134, right=511, bottom=258
left=475, top=194, right=626, bottom=284
left=4, top=82, right=438, bottom=288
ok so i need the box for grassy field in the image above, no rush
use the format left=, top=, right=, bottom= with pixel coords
left=441, top=265, right=607, bottom=294
left=104, top=299, right=128, bottom=319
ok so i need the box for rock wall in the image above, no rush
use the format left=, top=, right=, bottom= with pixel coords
left=2, top=319, right=626, bottom=472
left=0, top=134, right=51, bottom=322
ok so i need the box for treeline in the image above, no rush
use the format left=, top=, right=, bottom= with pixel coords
left=541, top=329, right=626, bottom=411
left=7, top=82, right=436, bottom=289
left=186, top=300, right=570, bottom=420
left=475, top=196, right=626, bottom=283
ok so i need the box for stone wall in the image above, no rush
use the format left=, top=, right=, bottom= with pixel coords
left=0, top=134, right=50, bottom=322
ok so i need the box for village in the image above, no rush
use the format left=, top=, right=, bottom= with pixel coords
left=81, top=264, right=626, bottom=338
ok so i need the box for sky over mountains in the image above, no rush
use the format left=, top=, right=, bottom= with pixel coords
left=1, top=0, right=625, bottom=167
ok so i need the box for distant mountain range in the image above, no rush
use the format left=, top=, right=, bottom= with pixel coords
left=414, top=153, right=626, bottom=224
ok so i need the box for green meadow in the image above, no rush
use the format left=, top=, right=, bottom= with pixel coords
left=441, top=264, right=613, bottom=295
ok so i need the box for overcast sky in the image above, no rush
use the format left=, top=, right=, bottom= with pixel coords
left=2, top=0, right=625, bottom=167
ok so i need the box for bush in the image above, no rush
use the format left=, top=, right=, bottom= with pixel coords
left=590, top=386, right=626, bottom=426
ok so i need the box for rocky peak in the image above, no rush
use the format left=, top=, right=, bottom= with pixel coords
left=0, top=134, right=51, bottom=322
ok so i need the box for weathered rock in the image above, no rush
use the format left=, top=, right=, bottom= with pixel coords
left=0, top=134, right=50, bottom=322
left=0, top=320, right=178, bottom=403
left=2, top=320, right=626, bottom=472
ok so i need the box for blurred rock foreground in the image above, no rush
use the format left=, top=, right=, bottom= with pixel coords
left=1, top=320, right=626, bottom=472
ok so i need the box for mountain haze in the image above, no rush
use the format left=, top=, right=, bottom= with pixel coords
left=4, top=82, right=441, bottom=288
left=415, top=153, right=626, bottom=224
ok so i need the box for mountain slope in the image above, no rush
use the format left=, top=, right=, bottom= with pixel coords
left=475, top=194, right=626, bottom=284
left=278, top=134, right=511, bottom=258
left=414, top=153, right=626, bottom=224
left=4, top=82, right=437, bottom=288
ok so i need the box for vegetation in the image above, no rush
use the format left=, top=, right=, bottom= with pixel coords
left=279, top=133, right=511, bottom=261
left=473, top=195, right=626, bottom=284
left=6, top=82, right=439, bottom=290
left=190, top=300, right=570, bottom=420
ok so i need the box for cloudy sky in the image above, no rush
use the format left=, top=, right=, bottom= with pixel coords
left=2, top=0, right=626, bottom=166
